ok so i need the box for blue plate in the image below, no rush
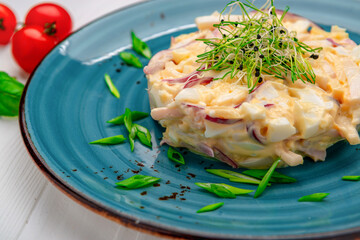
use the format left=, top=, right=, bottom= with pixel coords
left=20, top=0, right=360, bottom=239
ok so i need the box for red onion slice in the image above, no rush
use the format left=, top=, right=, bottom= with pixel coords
left=214, top=148, right=238, bottom=168
left=162, top=70, right=200, bottom=83
left=198, top=143, right=215, bottom=158
left=183, top=77, right=213, bottom=88
left=205, top=115, right=242, bottom=125
left=264, top=103, right=275, bottom=108
left=247, top=123, right=267, bottom=144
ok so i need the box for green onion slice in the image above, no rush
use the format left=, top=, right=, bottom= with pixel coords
left=254, top=158, right=281, bottom=198
left=134, top=124, right=152, bottom=148
left=242, top=169, right=296, bottom=183
left=129, top=125, right=137, bottom=152
left=119, top=52, right=143, bottom=68
left=206, top=169, right=263, bottom=185
left=197, top=202, right=224, bottom=213
left=342, top=176, right=360, bottom=181
left=167, top=147, right=185, bottom=164
left=298, top=193, right=329, bottom=202
left=131, top=31, right=152, bottom=59
left=107, top=111, right=149, bottom=125
left=104, top=74, right=120, bottom=99
left=195, top=183, right=253, bottom=198
left=89, top=135, right=126, bottom=145
left=124, top=108, right=133, bottom=132
left=115, top=175, right=160, bottom=189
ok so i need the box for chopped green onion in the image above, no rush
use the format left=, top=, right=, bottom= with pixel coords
left=242, top=169, right=296, bottom=183
left=119, top=52, right=143, bottom=68
left=115, top=175, right=160, bottom=189
left=342, top=176, right=360, bottom=181
left=107, top=111, right=149, bottom=125
left=131, top=31, right=152, bottom=59
left=167, top=147, right=185, bottom=164
left=129, top=125, right=137, bottom=152
left=104, top=74, right=120, bottom=99
left=89, top=135, right=126, bottom=145
left=254, top=158, right=281, bottom=198
left=206, top=169, right=263, bottom=185
left=123, top=108, right=132, bottom=132
left=298, top=193, right=329, bottom=202
left=195, top=183, right=253, bottom=198
left=133, top=123, right=152, bottom=148
left=197, top=202, right=224, bottom=213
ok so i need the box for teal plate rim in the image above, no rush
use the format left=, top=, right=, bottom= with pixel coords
left=18, top=0, right=360, bottom=239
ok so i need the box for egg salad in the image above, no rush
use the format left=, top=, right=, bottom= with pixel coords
left=144, top=2, right=360, bottom=168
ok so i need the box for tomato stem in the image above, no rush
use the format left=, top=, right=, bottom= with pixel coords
left=44, top=21, right=57, bottom=36
left=0, top=18, right=5, bottom=30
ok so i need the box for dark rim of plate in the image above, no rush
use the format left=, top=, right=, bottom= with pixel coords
left=18, top=0, right=360, bottom=239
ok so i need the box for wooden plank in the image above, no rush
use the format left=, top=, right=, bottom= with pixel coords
left=0, top=120, right=47, bottom=240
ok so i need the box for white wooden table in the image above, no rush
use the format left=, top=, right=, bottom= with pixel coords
left=0, top=0, right=162, bottom=239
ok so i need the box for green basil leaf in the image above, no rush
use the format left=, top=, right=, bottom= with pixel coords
left=107, top=111, right=149, bottom=124
left=298, top=193, right=329, bottom=202
left=254, top=158, right=281, bottom=198
left=197, top=202, right=224, bottom=213
left=89, top=135, right=126, bottom=145
left=124, top=108, right=132, bottom=133
left=206, top=169, right=263, bottom=185
left=119, top=52, right=143, bottom=68
left=342, top=176, right=360, bottom=181
left=115, top=175, right=160, bottom=189
left=129, top=125, right=137, bottom=152
left=104, top=73, right=120, bottom=99
left=131, top=31, right=152, bottom=59
left=0, top=71, right=24, bottom=117
left=242, top=169, right=296, bottom=183
left=195, top=183, right=253, bottom=198
left=167, top=147, right=185, bottom=164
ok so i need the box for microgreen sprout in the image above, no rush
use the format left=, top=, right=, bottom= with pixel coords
left=196, top=0, right=322, bottom=92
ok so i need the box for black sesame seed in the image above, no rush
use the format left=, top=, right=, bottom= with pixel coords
left=235, top=35, right=239, bottom=38
left=229, top=60, right=234, bottom=64
left=223, top=34, right=226, bottom=38
left=310, top=54, right=319, bottom=60
left=259, top=54, right=264, bottom=59
left=258, top=77, right=263, bottom=83
left=254, top=46, right=259, bottom=51
left=238, top=64, right=243, bottom=70
left=249, top=43, right=254, bottom=47
left=255, top=71, right=260, bottom=77
left=221, top=19, right=224, bottom=23
left=257, top=34, right=261, bottom=39
left=234, top=23, right=238, bottom=27
left=280, top=30, right=285, bottom=34
left=279, top=42, right=283, bottom=47
left=241, top=49, right=246, bottom=53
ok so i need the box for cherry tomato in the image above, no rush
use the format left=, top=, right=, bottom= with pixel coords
left=11, top=26, right=57, bottom=73
left=0, top=4, right=16, bottom=45
left=25, top=3, right=72, bottom=42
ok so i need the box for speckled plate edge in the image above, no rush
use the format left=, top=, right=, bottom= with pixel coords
left=18, top=0, right=360, bottom=239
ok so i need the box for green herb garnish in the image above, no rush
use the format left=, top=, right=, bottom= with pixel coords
left=242, top=169, right=296, bottom=183
left=134, top=123, right=152, bottom=148
left=197, top=202, right=224, bottom=213
left=254, top=158, right=281, bottom=198
left=196, top=183, right=253, bottom=198
left=119, top=52, right=143, bottom=68
left=0, top=71, right=24, bottom=117
left=196, top=0, right=322, bottom=92
left=298, top=193, right=329, bottom=202
left=115, top=175, right=160, bottom=189
left=107, top=111, right=149, bottom=125
left=131, top=31, right=152, bottom=59
left=206, top=169, right=263, bottom=185
left=124, top=108, right=133, bottom=132
left=89, top=135, right=126, bottom=145
left=167, top=147, right=185, bottom=164
left=342, top=176, right=360, bottom=181
left=129, top=125, right=137, bottom=152
left=104, top=73, right=120, bottom=99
